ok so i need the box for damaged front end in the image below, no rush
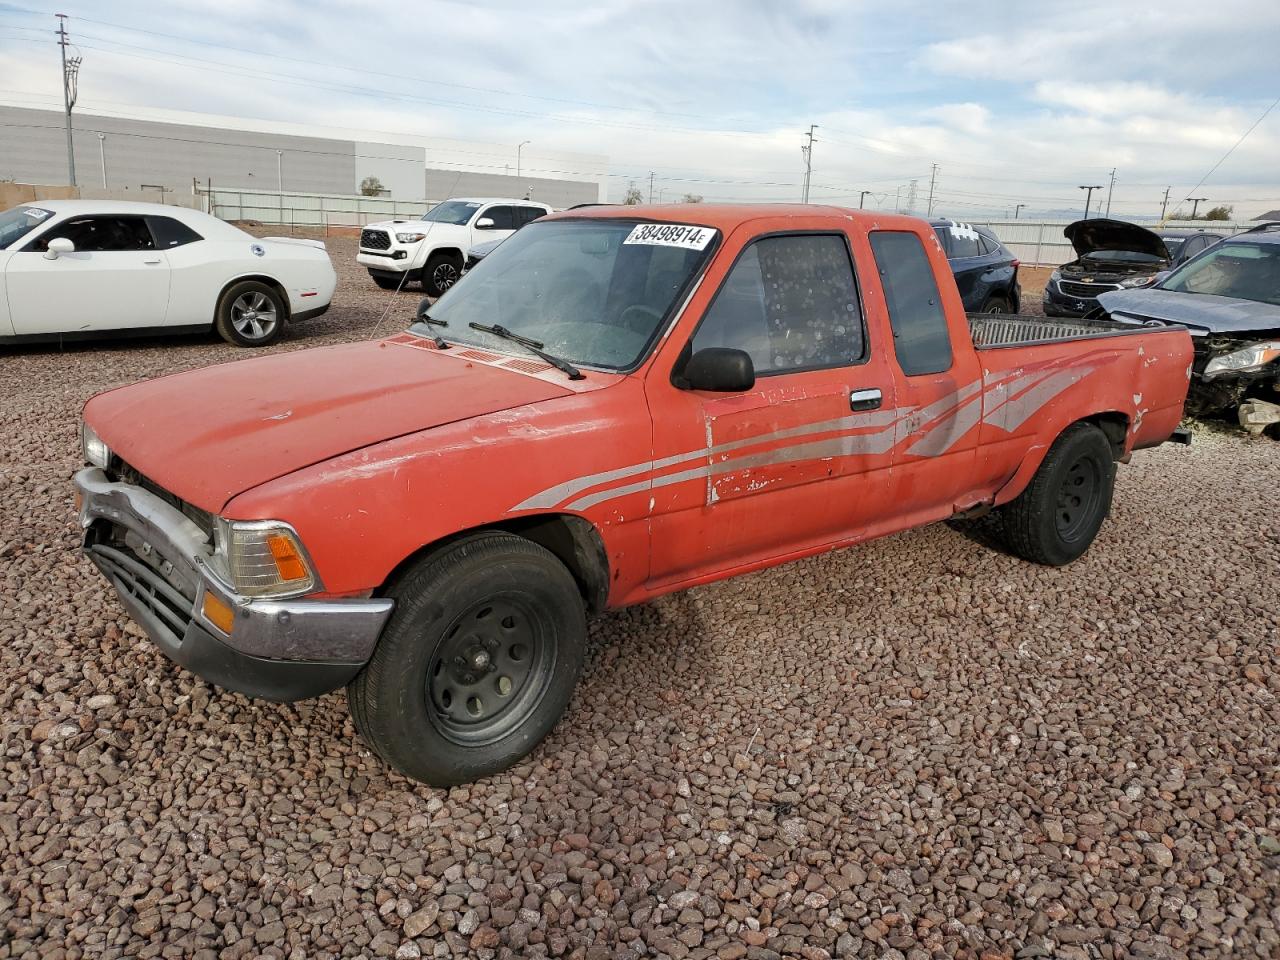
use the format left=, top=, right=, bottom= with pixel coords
left=1187, top=332, right=1280, bottom=417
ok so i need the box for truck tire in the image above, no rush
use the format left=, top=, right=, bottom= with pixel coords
left=214, top=280, right=286, bottom=347
left=422, top=252, right=463, bottom=297
left=996, top=422, right=1116, bottom=566
left=347, top=533, right=586, bottom=786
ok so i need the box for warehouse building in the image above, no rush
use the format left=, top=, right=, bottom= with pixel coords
left=0, top=101, right=609, bottom=209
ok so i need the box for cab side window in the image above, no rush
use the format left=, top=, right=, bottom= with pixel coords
left=515, top=206, right=545, bottom=227
left=869, top=231, right=954, bottom=376
left=148, top=216, right=203, bottom=248
left=479, top=206, right=515, bottom=230
left=28, top=215, right=156, bottom=253
left=691, top=233, right=864, bottom=375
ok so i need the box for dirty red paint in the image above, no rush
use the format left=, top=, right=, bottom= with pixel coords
left=84, top=206, right=1192, bottom=607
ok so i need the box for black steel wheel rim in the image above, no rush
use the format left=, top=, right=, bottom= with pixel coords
left=426, top=597, right=554, bottom=746
left=1056, top=455, right=1101, bottom=542
left=433, top=262, right=459, bottom=290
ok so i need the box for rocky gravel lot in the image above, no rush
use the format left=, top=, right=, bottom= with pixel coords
left=2, top=236, right=1278, bottom=959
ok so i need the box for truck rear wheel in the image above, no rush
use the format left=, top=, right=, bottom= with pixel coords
left=996, top=422, right=1116, bottom=566
left=348, top=533, right=586, bottom=786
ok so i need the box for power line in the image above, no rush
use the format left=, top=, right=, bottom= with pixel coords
left=1173, top=92, right=1280, bottom=211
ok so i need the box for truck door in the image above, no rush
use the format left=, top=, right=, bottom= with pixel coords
left=867, top=229, right=985, bottom=527
left=645, top=229, right=899, bottom=586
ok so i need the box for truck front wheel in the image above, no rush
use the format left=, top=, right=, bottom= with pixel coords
left=348, top=533, right=586, bottom=786
left=996, top=422, right=1116, bottom=566
left=422, top=252, right=463, bottom=297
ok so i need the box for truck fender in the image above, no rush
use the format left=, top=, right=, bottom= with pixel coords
left=381, top=514, right=611, bottom=615
left=992, top=413, right=1128, bottom=507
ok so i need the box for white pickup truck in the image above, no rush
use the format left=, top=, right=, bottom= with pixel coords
left=358, top=197, right=551, bottom=295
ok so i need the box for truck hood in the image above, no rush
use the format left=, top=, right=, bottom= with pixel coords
left=84, top=339, right=574, bottom=512
left=1098, top=287, right=1280, bottom=334
left=1065, top=218, right=1170, bottom=260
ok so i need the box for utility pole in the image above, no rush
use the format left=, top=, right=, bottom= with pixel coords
left=1014, top=203, right=1026, bottom=219
left=647, top=171, right=655, bottom=204
left=1160, top=186, right=1171, bottom=220
left=801, top=125, right=818, bottom=203
left=516, top=140, right=530, bottom=179
left=1078, top=184, right=1102, bottom=219
left=1188, top=197, right=1208, bottom=220
left=894, top=185, right=902, bottom=214
left=1105, top=167, right=1116, bottom=217
left=925, top=163, right=939, bottom=215
left=859, top=190, right=871, bottom=209
left=57, top=14, right=80, bottom=187
left=97, top=132, right=106, bottom=188
left=276, top=150, right=283, bottom=223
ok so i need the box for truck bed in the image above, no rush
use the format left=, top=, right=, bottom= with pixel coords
left=968, top=313, right=1157, bottom=349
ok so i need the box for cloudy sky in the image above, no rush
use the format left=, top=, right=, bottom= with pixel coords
left=2, top=0, right=1278, bottom=218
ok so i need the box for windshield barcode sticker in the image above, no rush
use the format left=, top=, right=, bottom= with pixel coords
left=624, top=223, right=715, bottom=250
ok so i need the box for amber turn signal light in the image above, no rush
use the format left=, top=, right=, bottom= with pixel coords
left=266, top=532, right=309, bottom=582
left=202, top=592, right=236, bottom=635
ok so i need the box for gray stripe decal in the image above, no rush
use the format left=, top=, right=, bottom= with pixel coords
left=983, top=366, right=1095, bottom=432
left=515, top=406, right=904, bottom=510
left=524, top=363, right=1096, bottom=514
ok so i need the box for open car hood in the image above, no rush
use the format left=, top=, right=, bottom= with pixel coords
left=1064, top=218, right=1170, bottom=260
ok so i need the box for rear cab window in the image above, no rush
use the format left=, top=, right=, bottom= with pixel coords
left=690, top=233, right=865, bottom=375
left=869, top=231, right=954, bottom=376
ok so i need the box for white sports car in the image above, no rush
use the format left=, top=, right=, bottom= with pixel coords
left=0, top=200, right=336, bottom=347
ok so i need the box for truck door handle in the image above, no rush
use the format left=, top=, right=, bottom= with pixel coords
left=143, top=258, right=162, bottom=265
left=849, top=388, right=882, bottom=411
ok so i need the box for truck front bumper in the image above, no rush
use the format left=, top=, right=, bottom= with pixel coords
left=73, top=467, right=393, bottom=702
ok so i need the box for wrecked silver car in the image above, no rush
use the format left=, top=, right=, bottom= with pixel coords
left=1097, top=223, right=1280, bottom=417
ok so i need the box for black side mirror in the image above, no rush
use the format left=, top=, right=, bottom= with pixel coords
left=679, top=347, right=755, bottom=392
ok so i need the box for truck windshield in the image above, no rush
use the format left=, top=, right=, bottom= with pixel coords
left=421, top=200, right=483, bottom=225
left=419, top=219, right=719, bottom=369
left=1160, top=242, right=1280, bottom=306
left=0, top=206, right=54, bottom=249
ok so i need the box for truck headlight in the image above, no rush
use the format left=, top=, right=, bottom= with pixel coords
left=1117, top=275, right=1156, bottom=289
left=215, top=519, right=318, bottom=598
left=1049, top=270, right=1061, bottom=283
left=396, top=232, right=426, bottom=243
left=81, top=422, right=111, bottom=469
left=1203, top=341, right=1280, bottom=379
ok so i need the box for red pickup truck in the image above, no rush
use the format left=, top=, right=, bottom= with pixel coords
left=75, top=205, right=1193, bottom=785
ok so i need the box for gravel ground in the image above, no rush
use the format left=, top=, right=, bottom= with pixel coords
left=2, top=235, right=1277, bottom=959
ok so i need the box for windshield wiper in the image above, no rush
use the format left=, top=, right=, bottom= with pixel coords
left=409, top=311, right=451, bottom=349
left=468, top=322, right=584, bottom=381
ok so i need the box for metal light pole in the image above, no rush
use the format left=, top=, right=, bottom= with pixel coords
left=859, top=190, right=871, bottom=209
left=1014, top=203, right=1026, bottom=219
left=1078, top=185, right=1102, bottom=219
left=97, top=132, right=106, bottom=188
left=276, top=150, right=283, bottom=223
left=1189, top=197, right=1208, bottom=219
left=516, top=141, right=530, bottom=179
